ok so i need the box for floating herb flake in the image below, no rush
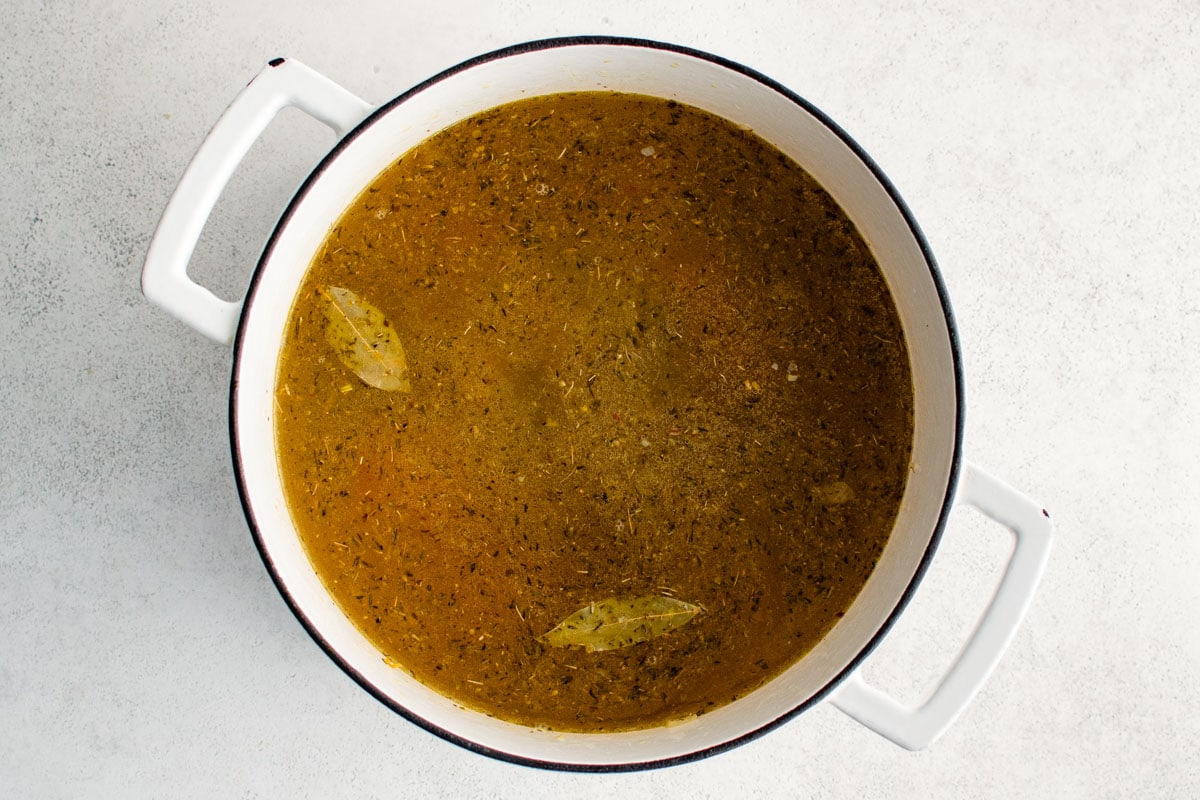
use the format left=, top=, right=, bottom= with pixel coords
left=813, top=481, right=855, bottom=504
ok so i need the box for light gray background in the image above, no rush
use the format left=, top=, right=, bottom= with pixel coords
left=2, top=1, right=1196, bottom=797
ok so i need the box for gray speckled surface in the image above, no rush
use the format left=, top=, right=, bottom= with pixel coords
left=2, top=1, right=1197, bottom=797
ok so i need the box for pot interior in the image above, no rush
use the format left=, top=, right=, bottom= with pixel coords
left=233, top=39, right=960, bottom=768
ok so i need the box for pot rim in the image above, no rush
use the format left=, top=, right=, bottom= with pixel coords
left=228, top=34, right=965, bottom=772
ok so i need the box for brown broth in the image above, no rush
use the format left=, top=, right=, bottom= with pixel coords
left=274, top=92, right=913, bottom=731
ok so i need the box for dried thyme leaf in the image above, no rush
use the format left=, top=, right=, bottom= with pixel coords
left=539, top=596, right=701, bottom=652
left=320, top=286, right=412, bottom=392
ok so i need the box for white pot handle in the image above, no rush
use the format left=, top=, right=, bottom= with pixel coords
left=141, top=58, right=373, bottom=345
left=829, top=460, right=1052, bottom=750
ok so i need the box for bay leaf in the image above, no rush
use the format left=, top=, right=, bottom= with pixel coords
left=320, top=286, right=412, bottom=392
left=539, top=596, right=701, bottom=652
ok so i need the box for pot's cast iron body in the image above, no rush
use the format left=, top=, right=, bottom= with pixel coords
left=142, top=38, right=1051, bottom=770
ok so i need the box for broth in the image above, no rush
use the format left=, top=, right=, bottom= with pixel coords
left=274, top=92, right=913, bottom=731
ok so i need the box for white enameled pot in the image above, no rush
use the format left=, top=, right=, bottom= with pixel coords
left=142, top=38, right=1052, bottom=771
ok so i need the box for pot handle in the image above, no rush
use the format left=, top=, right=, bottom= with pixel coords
left=829, top=460, right=1052, bottom=750
left=141, top=58, right=373, bottom=345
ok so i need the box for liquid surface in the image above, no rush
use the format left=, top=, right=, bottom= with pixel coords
left=274, top=92, right=913, bottom=731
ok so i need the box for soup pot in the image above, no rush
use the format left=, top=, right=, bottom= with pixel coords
left=142, top=37, right=1051, bottom=770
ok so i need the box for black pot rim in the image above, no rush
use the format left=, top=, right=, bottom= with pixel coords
left=229, top=34, right=965, bottom=773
